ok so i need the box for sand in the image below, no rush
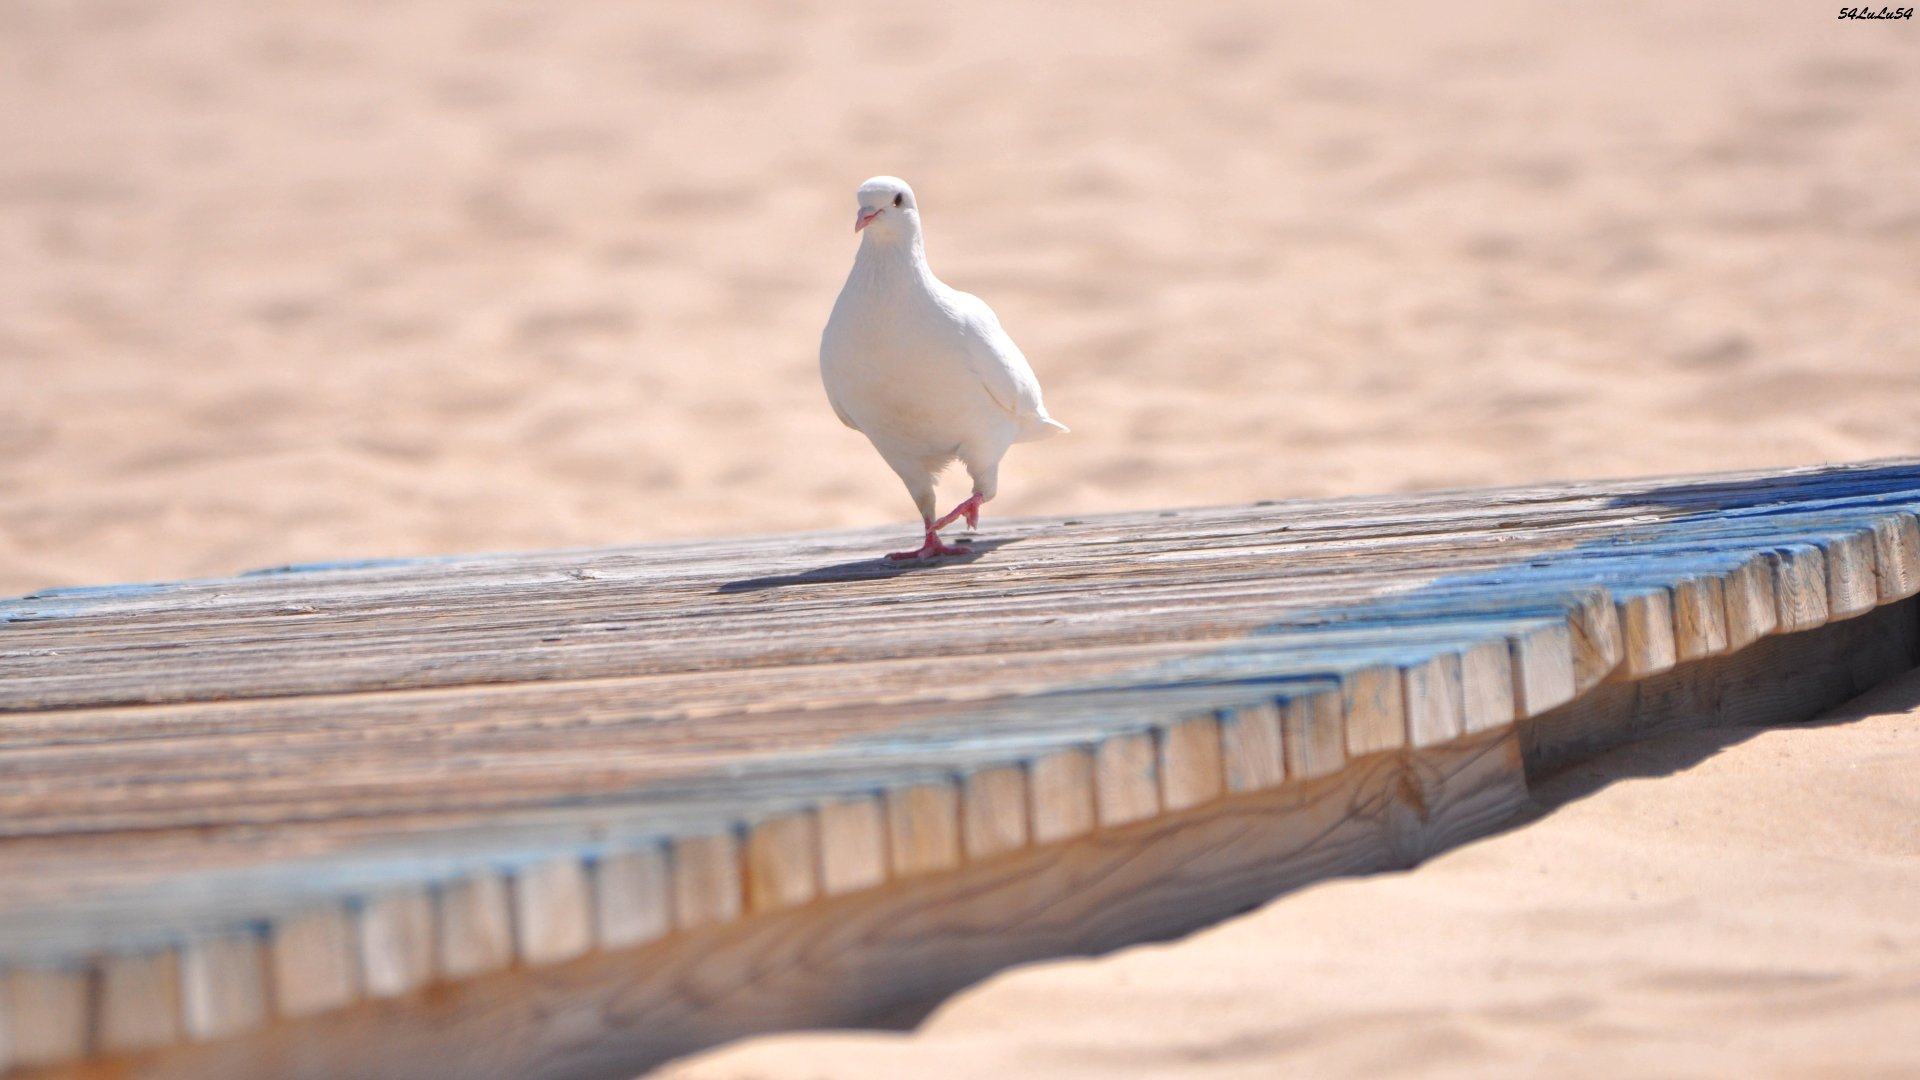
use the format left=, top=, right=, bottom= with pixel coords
left=4, top=0, right=1917, bottom=597
left=665, top=672, right=1920, bottom=1080
left=4, top=0, right=1916, bottom=1074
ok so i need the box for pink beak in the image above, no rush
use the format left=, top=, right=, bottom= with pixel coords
left=854, top=207, right=883, bottom=232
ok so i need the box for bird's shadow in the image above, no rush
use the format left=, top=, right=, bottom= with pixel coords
left=715, top=536, right=1025, bottom=594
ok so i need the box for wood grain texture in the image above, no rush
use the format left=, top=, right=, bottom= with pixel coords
left=670, top=835, right=742, bottom=930
left=592, top=847, right=672, bottom=949
left=1825, top=528, right=1880, bottom=618
left=1027, top=749, right=1097, bottom=844
left=1522, top=598, right=1917, bottom=775
left=1, top=968, right=88, bottom=1067
left=745, top=815, right=820, bottom=915
left=814, top=798, right=888, bottom=897
left=1340, top=666, right=1406, bottom=756
left=36, top=731, right=1525, bottom=1080
left=1282, top=692, right=1347, bottom=780
left=1093, top=732, right=1160, bottom=826
left=960, top=766, right=1030, bottom=860
left=885, top=783, right=962, bottom=876
left=271, top=907, right=359, bottom=1018
left=1721, top=556, right=1779, bottom=649
left=355, top=891, right=433, bottom=1000
left=1219, top=702, right=1285, bottom=793
left=1156, top=716, right=1225, bottom=812
left=179, top=934, right=267, bottom=1041
left=1508, top=622, right=1576, bottom=716
left=1873, top=512, right=1920, bottom=601
left=7, top=461, right=1920, bottom=1077
left=1767, top=543, right=1830, bottom=632
left=98, top=951, right=181, bottom=1053
left=435, top=874, right=514, bottom=980
left=1616, top=588, right=1678, bottom=678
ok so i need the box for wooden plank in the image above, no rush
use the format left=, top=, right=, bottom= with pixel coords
left=1720, top=556, right=1779, bottom=649
left=1093, top=732, right=1160, bottom=826
left=512, top=858, right=594, bottom=966
left=434, top=874, right=514, bottom=978
left=1454, top=639, right=1516, bottom=733
left=960, top=766, right=1030, bottom=860
left=1824, top=528, right=1880, bottom=618
left=1873, top=511, right=1920, bottom=601
left=884, top=783, right=962, bottom=877
left=1339, top=665, right=1405, bottom=756
left=1027, top=748, right=1097, bottom=843
left=1, top=967, right=89, bottom=1067
left=11, top=470, right=1915, bottom=715
left=1615, top=588, right=1677, bottom=678
left=1568, top=588, right=1625, bottom=689
left=1218, top=701, right=1285, bottom=793
left=1767, top=543, right=1830, bottom=632
left=1157, top=716, right=1225, bottom=812
left=271, top=906, right=359, bottom=1018
left=1523, top=598, right=1918, bottom=775
left=1670, top=573, right=1730, bottom=661
left=1508, top=621, right=1576, bottom=716
left=355, top=890, right=434, bottom=999
left=4, top=462, right=1920, bottom=1079
left=98, top=949, right=182, bottom=1052
left=1402, top=653, right=1466, bottom=747
left=29, top=729, right=1525, bottom=1080
left=180, top=933, right=268, bottom=1041
left=670, top=834, right=743, bottom=930
left=593, top=847, right=672, bottom=948
left=1281, top=691, right=1346, bottom=779
left=814, top=798, right=888, bottom=897
left=745, top=814, right=820, bottom=915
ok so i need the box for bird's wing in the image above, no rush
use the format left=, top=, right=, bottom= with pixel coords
left=946, top=290, right=1048, bottom=421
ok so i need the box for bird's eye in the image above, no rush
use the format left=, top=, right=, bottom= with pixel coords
left=893, top=193, right=904, bottom=207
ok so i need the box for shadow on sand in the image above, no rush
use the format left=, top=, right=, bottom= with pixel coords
left=1522, top=662, right=1920, bottom=819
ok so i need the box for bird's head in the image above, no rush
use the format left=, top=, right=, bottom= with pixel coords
left=853, top=176, right=918, bottom=239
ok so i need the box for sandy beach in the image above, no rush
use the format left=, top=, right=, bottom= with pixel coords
left=5, top=0, right=1917, bottom=597
left=4, top=0, right=1917, bottom=1075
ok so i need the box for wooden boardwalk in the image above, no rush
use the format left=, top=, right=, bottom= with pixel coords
left=3, top=460, right=1919, bottom=1078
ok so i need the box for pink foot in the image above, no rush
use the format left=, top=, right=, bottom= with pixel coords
left=887, top=520, right=973, bottom=562
left=932, top=492, right=985, bottom=532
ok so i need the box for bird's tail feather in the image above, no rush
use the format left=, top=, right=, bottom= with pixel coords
left=1018, top=415, right=1070, bottom=442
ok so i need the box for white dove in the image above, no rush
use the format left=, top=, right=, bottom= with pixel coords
left=820, top=176, right=1068, bottom=561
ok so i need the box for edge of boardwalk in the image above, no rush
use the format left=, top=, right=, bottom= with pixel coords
left=4, top=463, right=1920, bottom=1077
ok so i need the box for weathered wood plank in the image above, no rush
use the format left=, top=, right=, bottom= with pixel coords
left=1027, top=748, right=1097, bottom=844
left=744, top=814, right=820, bottom=915
left=99, top=949, right=182, bottom=1053
left=592, top=847, right=672, bottom=949
left=271, top=907, right=359, bottom=1018
left=1, top=967, right=88, bottom=1068
left=434, top=874, right=513, bottom=979
left=959, top=766, right=1030, bottom=860
left=4, top=461, right=1920, bottom=1080
left=180, top=934, right=268, bottom=1041
left=355, top=890, right=434, bottom=999
left=814, top=798, right=887, bottom=897
left=1522, top=598, right=1918, bottom=775
left=30, top=730, right=1526, bottom=1080
left=670, top=835, right=742, bottom=930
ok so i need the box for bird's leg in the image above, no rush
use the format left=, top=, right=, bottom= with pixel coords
left=932, top=492, right=985, bottom=533
left=887, top=517, right=973, bottom=561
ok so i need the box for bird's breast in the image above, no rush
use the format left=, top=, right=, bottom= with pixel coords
left=821, top=291, right=1006, bottom=453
